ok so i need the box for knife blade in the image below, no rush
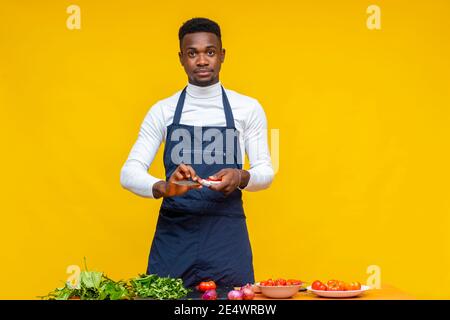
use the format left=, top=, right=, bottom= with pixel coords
left=172, top=180, right=201, bottom=186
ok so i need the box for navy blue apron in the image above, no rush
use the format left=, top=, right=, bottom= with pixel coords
left=146, top=86, right=254, bottom=288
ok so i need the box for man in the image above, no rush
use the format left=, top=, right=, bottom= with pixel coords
left=120, top=17, right=274, bottom=288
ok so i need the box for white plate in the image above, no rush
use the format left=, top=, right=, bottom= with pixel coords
left=307, top=285, right=370, bottom=298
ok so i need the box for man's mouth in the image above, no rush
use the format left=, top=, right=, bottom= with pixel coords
left=195, top=69, right=213, bottom=76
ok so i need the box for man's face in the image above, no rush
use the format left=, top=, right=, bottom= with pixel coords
left=179, top=32, right=225, bottom=87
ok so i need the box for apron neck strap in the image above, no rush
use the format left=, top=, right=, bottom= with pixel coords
left=172, top=85, right=236, bottom=128
left=221, top=86, right=235, bottom=129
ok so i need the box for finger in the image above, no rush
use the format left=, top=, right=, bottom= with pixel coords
left=208, top=180, right=228, bottom=192
left=174, top=171, right=185, bottom=180
left=185, top=165, right=199, bottom=181
left=178, top=163, right=192, bottom=178
left=208, top=183, right=222, bottom=191
left=210, top=169, right=227, bottom=180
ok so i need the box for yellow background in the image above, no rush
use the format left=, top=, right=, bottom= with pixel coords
left=1, top=0, right=449, bottom=299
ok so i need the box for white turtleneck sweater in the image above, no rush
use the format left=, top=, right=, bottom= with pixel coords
left=120, top=81, right=274, bottom=198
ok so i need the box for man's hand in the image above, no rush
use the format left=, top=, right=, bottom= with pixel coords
left=208, top=169, right=250, bottom=196
left=152, top=163, right=202, bottom=199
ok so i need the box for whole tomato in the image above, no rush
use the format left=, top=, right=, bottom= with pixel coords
left=345, top=282, right=361, bottom=291
left=312, top=280, right=327, bottom=291
left=207, top=281, right=217, bottom=290
left=326, top=280, right=345, bottom=291
left=338, top=281, right=347, bottom=290
left=198, top=282, right=208, bottom=292
left=198, top=281, right=216, bottom=292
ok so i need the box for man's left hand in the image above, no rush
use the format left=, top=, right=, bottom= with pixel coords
left=208, top=169, right=249, bottom=196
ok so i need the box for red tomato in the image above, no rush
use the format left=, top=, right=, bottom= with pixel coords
left=312, top=280, right=327, bottom=291
left=289, top=279, right=303, bottom=286
left=275, top=278, right=286, bottom=286
left=198, top=282, right=207, bottom=292
left=345, top=282, right=361, bottom=291
left=198, top=281, right=216, bottom=292
left=208, top=281, right=217, bottom=290
left=262, top=278, right=302, bottom=287
left=326, top=280, right=345, bottom=291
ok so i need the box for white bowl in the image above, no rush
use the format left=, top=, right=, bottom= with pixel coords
left=257, top=284, right=302, bottom=299
left=307, top=285, right=370, bottom=298
left=252, top=283, right=261, bottom=293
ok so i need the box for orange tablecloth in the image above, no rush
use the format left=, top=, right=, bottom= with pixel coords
left=254, top=284, right=414, bottom=300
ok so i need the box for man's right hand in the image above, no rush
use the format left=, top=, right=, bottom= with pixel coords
left=152, top=163, right=202, bottom=199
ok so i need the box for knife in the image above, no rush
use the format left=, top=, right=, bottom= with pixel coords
left=172, top=180, right=201, bottom=186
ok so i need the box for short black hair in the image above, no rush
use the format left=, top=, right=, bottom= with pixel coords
left=178, top=17, right=221, bottom=47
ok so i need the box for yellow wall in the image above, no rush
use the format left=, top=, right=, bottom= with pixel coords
left=1, top=0, right=449, bottom=299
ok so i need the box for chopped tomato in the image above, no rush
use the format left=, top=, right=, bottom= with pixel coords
left=260, top=278, right=302, bottom=287
left=289, top=279, right=303, bottom=286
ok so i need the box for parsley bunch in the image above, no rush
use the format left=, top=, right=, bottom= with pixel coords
left=130, top=274, right=190, bottom=300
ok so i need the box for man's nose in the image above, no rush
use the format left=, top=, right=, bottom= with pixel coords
left=196, top=53, right=209, bottom=66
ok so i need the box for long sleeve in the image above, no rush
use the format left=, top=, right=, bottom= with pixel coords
left=242, top=100, right=274, bottom=191
left=120, top=102, right=165, bottom=198
left=121, top=84, right=274, bottom=198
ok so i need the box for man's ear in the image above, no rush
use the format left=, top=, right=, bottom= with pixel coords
left=221, top=48, right=226, bottom=63
left=178, top=51, right=183, bottom=66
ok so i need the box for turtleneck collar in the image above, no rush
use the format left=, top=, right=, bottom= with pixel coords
left=186, top=81, right=222, bottom=99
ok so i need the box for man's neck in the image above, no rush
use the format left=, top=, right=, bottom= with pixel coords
left=186, top=80, right=222, bottom=99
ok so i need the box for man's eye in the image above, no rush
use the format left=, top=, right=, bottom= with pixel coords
left=207, top=50, right=216, bottom=56
left=188, top=52, right=196, bottom=57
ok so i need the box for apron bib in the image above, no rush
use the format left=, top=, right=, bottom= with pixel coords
left=147, top=86, right=254, bottom=287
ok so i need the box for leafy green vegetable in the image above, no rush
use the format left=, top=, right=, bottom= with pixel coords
left=130, top=274, right=190, bottom=300
left=98, top=276, right=130, bottom=300
left=42, top=259, right=133, bottom=300
left=42, top=259, right=190, bottom=300
left=80, top=270, right=102, bottom=289
left=43, top=285, right=75, bottom=300
left=43, top=272, right=133, bottom=300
